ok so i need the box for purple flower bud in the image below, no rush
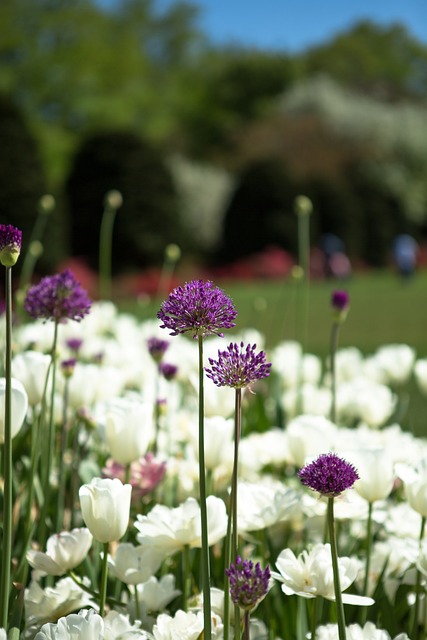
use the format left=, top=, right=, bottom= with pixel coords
left=159, top=361, right=178, bottom=381
left=0, top=224, right=22, bottom=267
left=331, top=290, right=349, bottom=311
left=147, top=337, right=170, bottom=363
left=298, top=452, right=359, bottom=497
left=225, top=556, right=270, bottom=611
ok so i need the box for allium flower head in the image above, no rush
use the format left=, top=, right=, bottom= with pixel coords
left=331, top=290, right=350, bottom=322
left=298, top=452, right=359, bottom=497
left=24, top=269, right=91, bottom=323
left=0, top=224, right=22, bottom=267
left=157, top=279, right=237, bottom=339
left=205, top=342, right=271, bottom=390
left=225, top=556, right=270, bottom=611
left=159, top=361, right=178, bottom=381
left=147, top=336, right=169, bottom=362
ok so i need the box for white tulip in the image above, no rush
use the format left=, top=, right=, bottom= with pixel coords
left=27, top=528, right=93, bottom=576
left=286, top=414, right=337, bottom=467
left=415, top=359, right=427, bottom=395
left=348, top=449, right=395, bottom=503
left=272, top=543, right=373, bottom=605
left=25, top=577, right=94, bottom=631
left=135, top=575, right=181, bottom=612
left=153, top=609, right=223, bottom=640
left=105, top=397, right=154, bottom=465
left=135, top=496, right=227, bottom=559
left=12, top=350, right=51, bottom=406
left=0, top=377, right=28, bottom=443
left=34, top=609, right=104, bottom=640
left=397, top=460, right=427, bottom=517
left=79, top=477, right=132, bottom=543
left=108, top=543, right=162, bottom=585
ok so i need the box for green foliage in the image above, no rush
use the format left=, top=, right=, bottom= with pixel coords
left=0, top=94, right=44, bottom=228
left=301, top=20, right=427, bottom=100
left=66, top=129, right=182, bottom=273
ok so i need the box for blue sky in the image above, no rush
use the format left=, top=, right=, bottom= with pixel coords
left=153, top=0, right=427, bottom=52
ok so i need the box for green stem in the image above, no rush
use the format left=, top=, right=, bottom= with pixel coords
left=363, top=502, right=373, bottom=597
left=56, top=377, right=70, bottom=532
left=330, top=322, right=340, bottom=424
left=297, top=207, right=310, bottom=354
left=244, top=610, right=250, bottom=640
left=99, top=202, right=118, bottom=300
left=327, top=497, right=346, bottom=640
left=39, top=320, right=59, bottom=546
left=0, top=266, right=13, bottom=628
left=311, top=596, right=318, bottom=640
left=134, top=584, right=141, bottom=623
left=411, top=515, right=426, bottom=640
left=231, top=389, right=242, bottom=559
left=197, top=335, right=211, bottom=640
left=99, top=542, right=110, bottom=617
left=182, top=544, right=190, bottom=612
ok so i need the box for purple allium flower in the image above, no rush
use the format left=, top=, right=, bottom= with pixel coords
left=66, top=337, right=84, bottom=353
left=24, top=269, right=91, bottom=323
left=147, top=336, right=170, bottom=363
left=61, top=357, right=77, bottom=378
left=331, top=290, right=349, bottom=311
left=159, top=361, right=178, bottom=381
left=205, top=342, right=271, bottom=390
left=157, top=279, right=237, bottom=339
left=0, top=224, right=22, bottom=267
left=225, top=556, right=270, bottom=611
left=298, top=452, right=359, bottom=497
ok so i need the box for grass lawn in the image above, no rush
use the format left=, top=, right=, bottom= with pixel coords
left=118, top=269, right=427, bottom=437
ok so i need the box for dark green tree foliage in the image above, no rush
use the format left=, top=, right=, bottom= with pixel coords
left=216, top=158, right=301, bottom=263
left=345, top=165, right=410, bottom=267
left=301, top=176, right=363, bottom=259
left=0, top=94, right=53, bottom=269
left=66, top=130, right=181, bottom=273
left=301, top=21, right=427, bottom=100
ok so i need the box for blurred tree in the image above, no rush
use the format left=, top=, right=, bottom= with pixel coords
left=0, top=93, right=65, bottom=272
left=66, top=129, right=183, bottom=273
left=215, top=158, right=301, bottom=264
left=176, top=48, right=297, bottom=157
left=300, top=21, right=427, bottom=100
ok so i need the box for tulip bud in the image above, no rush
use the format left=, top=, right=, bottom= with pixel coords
left=79, top=478, right=132, bottom=543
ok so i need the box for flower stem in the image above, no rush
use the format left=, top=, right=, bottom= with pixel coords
left=99, top=199, right=118, bottom=300
left=232, top=388, right=242, bottom=640
left=327, top=497, right=346, bottom=640
left=362, top=501, right=373, bottom=597
left=330, top=322, right=340, bottom=424
left=39, top=320, right=59, bottom=546
left=0, top=266, right=13, bottom=628
left=198, top=335, right=211, bottom=640
left=99, top=542, right=110, bottom=617
left=134, top=584, right=141, bottom=622
left=244, top=610, right=250, bottom=640
left=411, top=515, right=426, bottom=640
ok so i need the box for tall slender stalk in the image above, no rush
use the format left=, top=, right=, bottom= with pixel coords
left=0, top=266, right=13, bottom=628
left=99, top=542, right=110, bottom=617
left=224, top=388, right=242, bottom=640
left=99, top=191, right=122, bottom=301
left=327, top=497, right=346, bottom=640
left=330, top=321, right=339, bottom=425
left=411, top=515, right=426, bottom=640
left=39, top=320, right=59, bottom=546
left=197, top=335, right=211, bottom=639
